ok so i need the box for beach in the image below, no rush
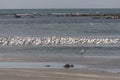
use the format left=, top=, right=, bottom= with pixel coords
left=0, top=68, right=120, bottom=80
left=0, top=55, right=120, bottom=80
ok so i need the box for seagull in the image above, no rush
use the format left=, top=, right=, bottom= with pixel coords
left=77, top=49, right=85, bottom=56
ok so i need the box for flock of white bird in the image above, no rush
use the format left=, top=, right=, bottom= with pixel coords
left=0, top=36, right=119, bottom=46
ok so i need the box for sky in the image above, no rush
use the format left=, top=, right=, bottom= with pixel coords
left=0, top=0, right=120, bottom=9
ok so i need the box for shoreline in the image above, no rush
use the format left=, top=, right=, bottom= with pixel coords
left=0, top=56, right=120, bottom=74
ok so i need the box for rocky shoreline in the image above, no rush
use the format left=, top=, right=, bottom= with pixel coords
left=0, top=13, right=120, bottom=19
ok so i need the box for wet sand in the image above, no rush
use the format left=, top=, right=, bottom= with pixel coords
left=0, top=68, right=120, bottom=80
left=0, top=56, right=120, bottom=66
left=0, top=56, right=120, bottom=80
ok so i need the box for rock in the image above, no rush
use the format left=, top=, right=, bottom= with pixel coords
left=45, top=65, right=51, bottom=67
left=63, top=64, right=74, bottom=69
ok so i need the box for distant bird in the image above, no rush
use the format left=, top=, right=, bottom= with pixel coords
left=77, top=49, right=85, bottom=56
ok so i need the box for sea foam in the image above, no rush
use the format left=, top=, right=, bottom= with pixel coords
left=0, top=36, right=119, bottom=46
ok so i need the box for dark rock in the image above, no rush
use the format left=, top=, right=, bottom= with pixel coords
left=45, top=65, right=51, bottom=67
left=63, top=64, right=74, bottom=69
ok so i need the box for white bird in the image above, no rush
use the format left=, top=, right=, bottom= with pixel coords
left=77, top=49, right=85, bottom=56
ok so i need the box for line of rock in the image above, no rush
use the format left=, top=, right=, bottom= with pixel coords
left=0, top=13, right=120, bottom=19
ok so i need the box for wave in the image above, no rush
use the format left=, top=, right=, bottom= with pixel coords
left=0, top=36, right=119, bottom=46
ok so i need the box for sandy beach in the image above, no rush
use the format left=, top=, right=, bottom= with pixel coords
left=0, top=68, right=120, bottom=80
left=0, top=56, right=120, bottom=80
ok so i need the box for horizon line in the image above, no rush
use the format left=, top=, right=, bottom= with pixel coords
left=0, top=8, right=120, bottom=9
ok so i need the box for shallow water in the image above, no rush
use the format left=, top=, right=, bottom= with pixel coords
left=0, top=62, right=119, bottom=73
left=0, top=46, right=120, bottom=57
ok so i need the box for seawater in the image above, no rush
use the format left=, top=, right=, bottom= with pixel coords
left=0, top=9, right=120, bottom=14
left=0, top=9, right=120, bottom=57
